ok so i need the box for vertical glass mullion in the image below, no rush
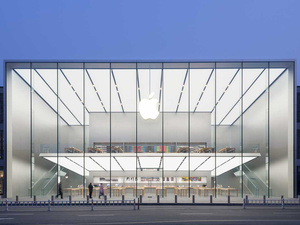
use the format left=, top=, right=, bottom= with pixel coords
left=188, top=63, right=190, bottom=198
left=162, top=64, right=164, bottom=198
left=30, top=62, right=33, bottom=198
left=241, top=62, right=244, bottom=197
left=135, top=63, right=138, bottom=198
left=83, top=63, right=86, bottom=197
left=267, top=62, right=270, bottom=198
left=109, top=63, right=112, bottom=198
left=214, top=62, right=217, bottom=198
left=56, top=63, right=59, bottom=197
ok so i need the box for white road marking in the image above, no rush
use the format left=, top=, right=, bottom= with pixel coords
left=78, top=214, right=114, bottom=217
left=0, top=218, right=14, bottom=220
left=180, top=213, right=213, bottom=215
left=273, top=212, right=300, bottom=215
left=0, top=213, right=34, bottom=216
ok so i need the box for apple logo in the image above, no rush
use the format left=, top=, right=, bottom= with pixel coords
left=139, top=92, right=159, bottom=120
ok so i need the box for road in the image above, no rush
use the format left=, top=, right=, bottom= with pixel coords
left=0, top=205, right=300, bottom=224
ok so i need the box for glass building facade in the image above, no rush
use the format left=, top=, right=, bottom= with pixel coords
left=5, top=61, right=295, bottom=200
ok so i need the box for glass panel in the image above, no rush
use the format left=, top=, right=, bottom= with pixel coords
left=190, top=63, right=215, bottom=201
left=111, top=64, right=136, bottom=199
left=31, top=63, right=58, bottom=197
left=242, top=62, right=268, bottom=198
left=215, top=62, right=242, bottom=199
left=137, top=63, right=163, bottom=201
left=163, top=63, right=189, bottom=202
left=57, top=63, right=85, bottom=198
left=8, top=63, right=31, bottom=197
left=269, top=61, right=294, bottom=198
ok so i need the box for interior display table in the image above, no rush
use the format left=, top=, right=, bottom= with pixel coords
left=219, top=187, right=238, bottom=197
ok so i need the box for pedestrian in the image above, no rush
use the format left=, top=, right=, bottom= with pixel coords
left=88, top=182, right=94, bottom=198
left=99, top=183, right=104, bottom=199
left=55, top=182, right=63, bottom=199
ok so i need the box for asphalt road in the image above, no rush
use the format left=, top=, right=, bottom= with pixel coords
left=0, top=205, right=300, bottom=224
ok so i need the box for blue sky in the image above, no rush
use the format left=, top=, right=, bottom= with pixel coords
left=0, top=0, right=299, bottom=86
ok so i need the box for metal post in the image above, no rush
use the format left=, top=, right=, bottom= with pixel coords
left=122, top=195, right=125, bottom=205
left=69, top=195, right=72, bottom=205
left=16, top=195, right=19, bottom=202
left=5, top=199, right=8, bottom=212
left=104, top=195, right=107, bottom=203
left=138, top=198, right=140, bottom=210
left=48, top=200, right=51, bottom=211
left=34, top=195, right=37, bottom=202
left=133, top=199, right=136, bottom=210
left=245, top=195, right=248, bottom=204
left=86, top=195, right=89, bottom=204
left=51, top=195, right=54, bottom=203
left=192, top=195, right=195, bottom=203
left=243, top=198, right=246, bottom=209
left=210, top=195, right=213, bottom=204
left=175, top=195, right=177, bottom=204
left=281, top=198, right=285, bottom=209
left=263, top=195, right=266, bottom=205
left=139, top=195, right=142, bottom=203
left=157, top=195, right=160, bottom=204
left=91, top=199, right=94, bottom=211
left=228, top=195, right=230, bottom=204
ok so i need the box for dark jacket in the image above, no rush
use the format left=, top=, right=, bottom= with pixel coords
left=88, top=184, right=93, bottom=191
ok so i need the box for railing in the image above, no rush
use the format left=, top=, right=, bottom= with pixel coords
left=243, top=197, right=300, bottom=209
left=0, top=199, right=137, bottom=211
left=243, top=173, right=259, bottom=196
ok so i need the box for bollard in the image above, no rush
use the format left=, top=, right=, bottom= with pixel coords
left=243, top=198, right=246, bottom=209
left=87, top=195, right=89, bottom=204
left=210, top=195, right=213, bottom=204
left=192, top=195, right=195, bottom=203
left=263, top=195, right=266, bottom=205
left=228, top=195, right=230, bottom=204
left=91, top=199, right=94, bottom=211
left=5, top=199, right=8, bottom=212
left=48, top=200, right=51, bottom=211
left=34, top=195, right=37, bottom=202
left=138, top=198, right=140, bottom=210
left=175, top=195, right=177, bottom=204
left=69, top=195, right=72, bottom=205
left=51, top=195, right=54, bottom=203
left=157, top=195, right=160, bottom=204
left=122, top=195, right=125, bottom=205
left=281, top=198, right=285, bottom=209
left=140, top=195, right=142, bottom=203
left=133, top=199, right=136, bottom=210
left=298, top=196, right=300, bottom=205
left=16, top=195, right=19, bottom=202
left=246, top=195, right=248, bottom=204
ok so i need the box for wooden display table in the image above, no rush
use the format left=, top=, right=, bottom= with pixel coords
left=155, top=187, right=166, bottom=196
left=219, top=188, right=238, bottom=197
left=218, top=147, right=236, bottom=153
left=164, top=186, right=176, bottom=195
left=88, top=147, right=103, bottom=153
left=144, top=186, right=156, bottom=194
left=134, top=187, right=145, bottom=196
left=64, top=147, right=82, bottom=153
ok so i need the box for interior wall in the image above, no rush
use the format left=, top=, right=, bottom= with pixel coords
left=89, top=112, right=211, bottom=144
left=269, top=71, right=290, bottom=197
left=11, top=72, right=31, bottom=197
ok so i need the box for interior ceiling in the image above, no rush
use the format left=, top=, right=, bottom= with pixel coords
left=40, top=153, right=259, bottom=177
left=14, top=67, right=286, bottom=126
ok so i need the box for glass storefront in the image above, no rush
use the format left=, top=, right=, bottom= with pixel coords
left=5, top=61, right=295, bottom=200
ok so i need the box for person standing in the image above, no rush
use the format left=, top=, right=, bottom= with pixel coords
left=88, top=182, right=94, bottom=198
left=99, top=183, right=104, bottom=199
left=56, top=182, right=63, bottom=199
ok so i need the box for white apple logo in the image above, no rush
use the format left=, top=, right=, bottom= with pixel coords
left=139, top=92, right=159, bottom=120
